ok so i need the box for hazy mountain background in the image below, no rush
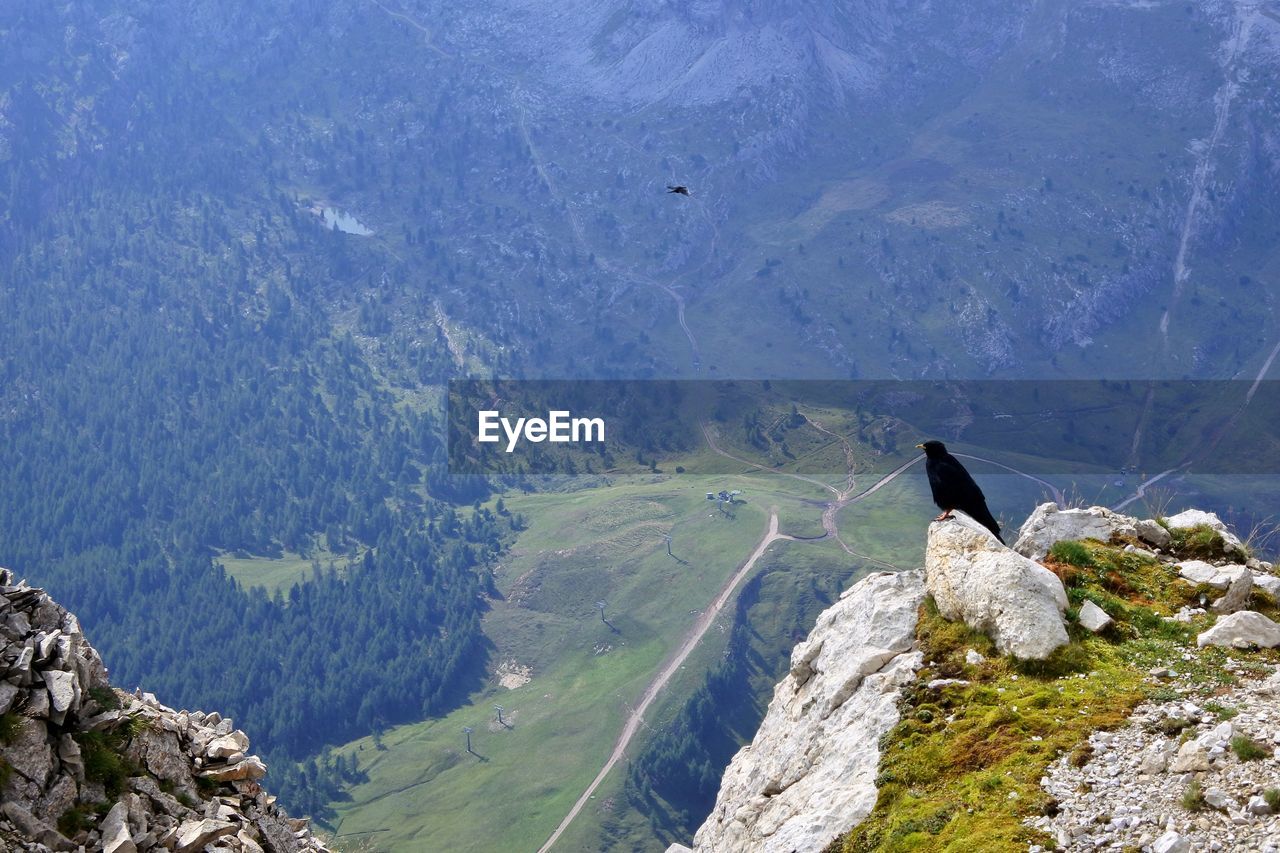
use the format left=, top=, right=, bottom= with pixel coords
left=3, top=0, right=1280, bottom=848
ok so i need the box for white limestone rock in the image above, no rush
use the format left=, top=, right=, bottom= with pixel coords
left=1077, top=600, right=1113, bottom=633
left=1134, top=518, right=1172, bottom=549
left=174, top=818, right=237, bottom=853
left=101, top=800, right=137, bottom=853
left=1013, top=503, right=1139, bottom=561
left=1210, top=572, right=1253, bottom=614
left=1178, top=559, right=1227, bottom=588
left=1164, top=509, right=1246, bottom=555
left=1252, top=572, right=1280, bottom=599
left=927, top=512, right=1069, bottom=660
left=690, top=570, right=925, bottom=853
left=1197, top=611, right=1280, bottom=649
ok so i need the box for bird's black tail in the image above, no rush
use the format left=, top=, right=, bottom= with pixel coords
left=972, top=507, right=1004, bottom=544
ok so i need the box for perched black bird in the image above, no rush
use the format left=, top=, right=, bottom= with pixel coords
left=916, top=440, right=1003, bottom=543
left=667, top=185, right=690, bottom=196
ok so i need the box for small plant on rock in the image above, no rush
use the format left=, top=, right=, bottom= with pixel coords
left=1230, top=734, right=1268, bottom=761
left=1181, top=779, right=1206, bottom=812
left=1265, top=788, right=1280, bottom=812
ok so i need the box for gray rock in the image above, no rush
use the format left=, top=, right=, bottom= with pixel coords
left=174, top=819, right=236, bottom=853
left=1248, top=795, right=1272, bottom=815
left=124, top=725, right=197, bottom=797
left=34, top=775, right=77, bottom=825
left=0, top=681, right=18, bottom=714
left=1178, top=560, right=1227, bottom=589
left=1165, top=509, right=1246, bottom=554
left=1013, top=503, right=1140, bottom=560
left=199, top=754, right=267, bottom=782
left=1197, top=611, right=1280, bottom=649
left=1078, top=600, right=1113, bottom=633
left=964, top=649, right=986, bottom=666
left=927, top=512, right=1069, bottom=660
left=1152, top=831, right=1190, bottom=853
left=1168, top=740, right=1211, bottom=773
left=0, top=802, right=75, bottom=851
left=1252, top=572, right=1280, bottom=599
left=693, top=571, right=925, bottom=853
left=1210, top=572, right=1252, bottom=614
left=101, top=800, right=136, bottom=853
left=42, top=670, right=77, bottom=714
left=57, top=734, right=83, bottom=783
left=205, top=730, right=250, bottom=760
left=0, top=716, right=52, bottom=786
left=1135, top=519, right=1172, bottom=549
left=1202, top=787, right=1234, bottom=811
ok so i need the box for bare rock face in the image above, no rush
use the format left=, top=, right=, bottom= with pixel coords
left=0, top=567, right=331, bottom=853
left=1013, top=503, right=1140, bottom=560
left=690, top=570, right=926, bottom=853
left=928, top=512, right=1069, bottom=660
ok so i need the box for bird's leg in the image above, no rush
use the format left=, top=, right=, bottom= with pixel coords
left=934, top=510, right=954, bottom=521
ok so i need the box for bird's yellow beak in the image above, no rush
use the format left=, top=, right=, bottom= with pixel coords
left=915, top=444, right=924, bottom=449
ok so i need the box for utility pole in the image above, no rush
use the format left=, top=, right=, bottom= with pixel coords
left=494, top=704, right=508, bottom=728
left=463, top=726, right=474, bottom=754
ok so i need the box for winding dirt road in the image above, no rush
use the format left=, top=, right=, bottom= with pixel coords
left=535, top=512, right=787, bottom=853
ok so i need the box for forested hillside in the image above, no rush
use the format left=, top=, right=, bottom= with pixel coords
left=0, top=1, right=512, bottom=812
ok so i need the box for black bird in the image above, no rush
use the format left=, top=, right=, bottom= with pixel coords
left=916, top=440, right=1003, bottom=543
left=667, top=185, right=690, bottom=196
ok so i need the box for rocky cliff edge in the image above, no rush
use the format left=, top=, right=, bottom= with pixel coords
left=0, top=567, right=330, bottom=853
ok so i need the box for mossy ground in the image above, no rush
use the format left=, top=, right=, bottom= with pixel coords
left=834, top=536, right=1280, bottom=853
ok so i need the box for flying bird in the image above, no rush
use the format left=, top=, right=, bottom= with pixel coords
left=666, top=185, right=690, bottom=196
left=916, top=440, right=1003, bottom=543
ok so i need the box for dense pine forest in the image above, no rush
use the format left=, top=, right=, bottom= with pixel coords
left=0, top=2, right=520, bottom=812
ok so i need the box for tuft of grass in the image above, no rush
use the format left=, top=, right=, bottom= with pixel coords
left=57, top=803, right=108, bottom=837
left=1048, top=540, right=1093, bottom=568
left=1182, top=779, right=1206, bottom=812
left=1203, top=701, right=1238, bottom=721
left=75, top=726, right=140, bottom=797
left=87, top=686, right=121, bottom=711
left=1265, top=788, right=1280, bottom=812
left=1231, top=734, right=1268, bottom=761
left=0, top=712, right=22, bottom=744
left=1170, top=524, right=1238, bottom=561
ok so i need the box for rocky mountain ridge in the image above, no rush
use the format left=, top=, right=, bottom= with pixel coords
left=0, top=567, right=330, bottom=853
left=670, top=503, right=1280, bottom=852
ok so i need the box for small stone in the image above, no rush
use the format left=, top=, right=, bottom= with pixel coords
left=965, top=649, right=986, bottom=666
left=174, top=819, right=237, bottom=853
left=1203, top=787, right=1234, bottom=811
left=1248, top=795, right=1272, bottom=815
left=1152, top=830, right=1190, bottom=853
left=1078, top=600, right=1114, bottom=633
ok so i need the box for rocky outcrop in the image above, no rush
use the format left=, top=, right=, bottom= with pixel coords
left=0, top=568, right=329, bottom=853
left=1014, top=503, right=1143, bottom=560
left=689, top=570, right=925, bottom=853
left=926, top=512, right=1069, bottom=660
left=1165, top=509, right=1247, bottom=556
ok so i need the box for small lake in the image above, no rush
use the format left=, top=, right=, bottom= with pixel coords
left=319, top=207, right=374, bottom=236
